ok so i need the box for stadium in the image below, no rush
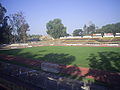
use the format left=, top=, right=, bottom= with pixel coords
left=0, top=0, right=120, bottom=90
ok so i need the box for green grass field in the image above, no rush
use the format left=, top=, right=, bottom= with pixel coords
left=0, top=46, right=120, bottom=71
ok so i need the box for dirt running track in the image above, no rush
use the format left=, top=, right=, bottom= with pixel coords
left=0, top=54, right=120, bottom=87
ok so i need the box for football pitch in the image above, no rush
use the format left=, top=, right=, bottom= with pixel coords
left=0, top=46, right=120, bottom=69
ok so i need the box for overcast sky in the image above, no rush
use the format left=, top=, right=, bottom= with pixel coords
left=1, top=0, right=120, bottom=35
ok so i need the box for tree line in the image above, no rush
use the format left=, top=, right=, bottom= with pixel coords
left=46, top=18, right=120, bottom=38
left=69, top=22, right=120, bottom=37
left=96, top=23, right=120, bottom=37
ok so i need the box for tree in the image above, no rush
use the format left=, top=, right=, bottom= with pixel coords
left=46, top=18, right=67, bottom=39
left=0, top=3, right=12, bottom=44
left=73, top=29, right=83, bottom=37
left=83, top=24, right=87, bottom=35
left=0, top=3, right=6, bottom=24
left=10, top=12, right=29, bottom=43
left=83, top=23, right=96, bottom=35
left=87, top=24, right=95, bottom=34
left=88, top=24, right=96, bottom=37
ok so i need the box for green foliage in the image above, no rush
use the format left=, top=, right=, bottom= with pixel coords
left=28, top=34, right=42, bottom=41
left=46, top=18, right=67, bottom=38
left=0, top=3, right=30, bottom=44
left=88, top=24, right=96, bottom=34
left=97, top=22, right=120, bottom=37
left=10, top=12, right=30, bottom=43
left=29, top=34, right=42, bottom=39
left=0, top=3, right=7, bottom=24
left=0, top=3, right=12, bottom=44
left=73, top=29, right=83, bottom=36
left=83, top=23, right=96, bottom=35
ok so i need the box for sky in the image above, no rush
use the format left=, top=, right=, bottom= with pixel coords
left=1, top=0, right=120, bottom=35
